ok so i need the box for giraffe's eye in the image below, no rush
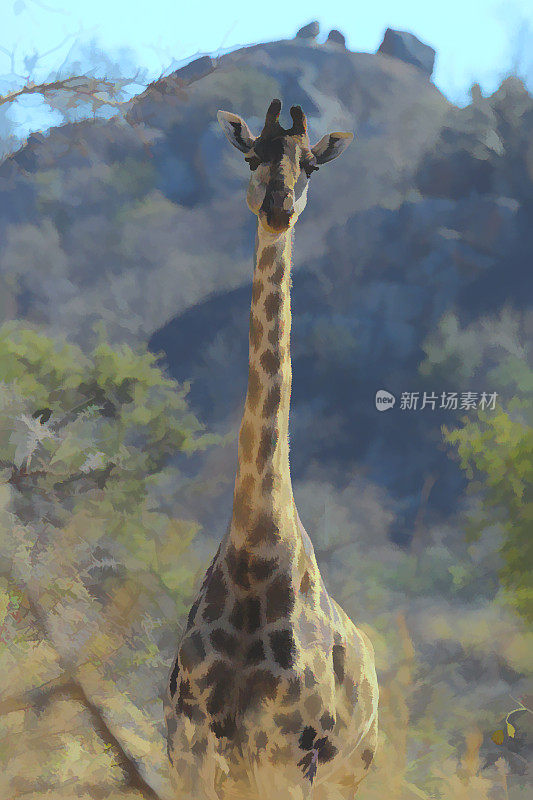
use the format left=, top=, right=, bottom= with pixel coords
left=245, top=154, right=262, bottom=171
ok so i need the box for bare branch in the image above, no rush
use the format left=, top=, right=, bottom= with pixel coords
left=0, top=75, right=122, bottom=110
left=8, top=587, right=166, bottom=800
left=0, top=674, right=162, bottom=800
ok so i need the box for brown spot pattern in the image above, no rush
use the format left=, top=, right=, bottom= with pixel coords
left=226, top=546, right=277, bottom=588
left=271, top=262, right=285, bottom=284
left=282, top=676, right=301, bottom=705
left=211, top=715, right=237, bottom=739
left=245, top=639, right=265, bottom=665
left=299, top=725, right=317, bottom=750
left=270, top=629, right=296, bottom=669
left=260, top=348, right=281, bottom=375
left=266, top=573, right=295, bottom=622
left=250, top=314, right=263, bottom=350
left=270, top=743, right=294, bottom=765
left=262, top=470, right=275, bottom=492
left=226, top=544, right=251, bottom=589
left=244, top=596, right=262, bottom=633
left=256, top=425, right=277, bottom=472
left=207, top=674, right=232, bottom=715
left=197, top=660, right=233, bottom=691
left=202, top=567, right=227, bottom=623
left=229, top=598, right=246, bottom=631
left=210, top=628, right=239, bottom=657
left=178, top=679, right=194, bottom=702
left=332, top=643, right=346, bottom=685
left=239, top=669, right=280, bottom=712
left=300, top=570, right=312, bottom=595
left=258, top=245, right=277, bottom=270
left=262, top=383, right=281, bottom=417
left=317, top=737, right=338, bottom=763
left=232, top=476, right=254, bottom=529
left=248, top=514, right=280, bottom=547
left=304, top=693, right=323, bottom=717
left=185, top=597, right=200, bottom=632
left=268, top=323, right=283, bottom=347
left=179, top=701, right=205, bottom=723
left=320, top=711, right=335, bottom=731
left=239, top=422, right=254, bottom=461
left=264, top=291, right=283, bottom=321
left=229, top=596, right=261, bottom=633
left=249, top=555, right=278, bottom=581
left=304, top=666, right=317, bottom=688
left=273, top=710, right=303, bottom=734
left=344, top=676, right=359, bottom=705
left=246, top=366, right=261, bottom=410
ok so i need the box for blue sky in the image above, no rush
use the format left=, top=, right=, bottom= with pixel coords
left=1, top=0, right=532, bottom=132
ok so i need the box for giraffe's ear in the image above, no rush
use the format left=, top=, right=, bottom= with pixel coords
left=311, top=132, right=353, bottom=164
left=217, top=110, right=256, bottom=153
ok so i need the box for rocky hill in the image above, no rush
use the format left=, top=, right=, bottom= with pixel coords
left=0, top=29, right=531, bottom=542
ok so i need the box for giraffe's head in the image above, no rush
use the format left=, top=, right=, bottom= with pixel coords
left=218, top=99, right=353, bottom=234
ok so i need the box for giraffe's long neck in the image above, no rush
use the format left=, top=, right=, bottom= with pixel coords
left=228, top=226, right=298, bottom=553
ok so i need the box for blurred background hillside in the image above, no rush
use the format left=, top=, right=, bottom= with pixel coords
left=0, top=2, right=531, bottom=799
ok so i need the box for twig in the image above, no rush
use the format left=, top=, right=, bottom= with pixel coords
left=509, top=695, right=533, bottom=714
left=0, top=75, right=120, bottom=109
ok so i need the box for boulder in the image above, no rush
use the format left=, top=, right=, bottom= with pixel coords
left=378, top=28, right=435, bottom=77
left=173, top=55, right=215, bottom=85
left=470, top=83, right=483, bottom=104
left=296, top=21, right=320, bottom=40
left=326, top=29, right=346, bottom=48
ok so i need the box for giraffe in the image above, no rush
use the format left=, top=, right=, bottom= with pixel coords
left=165, top=99, right=378, bottom=800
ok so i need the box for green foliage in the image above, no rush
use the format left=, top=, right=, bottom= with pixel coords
left=445, top=396, right=533, bottom=622
left=0, top=322, right=220, bottom=796
left=0, top=319, right=216, bottom=609
left=420, top=308, right=532, bottom=621
left=0, top=322, right=216, bottom=471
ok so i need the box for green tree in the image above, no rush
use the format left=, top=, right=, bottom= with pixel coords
left=445, top=394, right=533, bottom=622
left=0, top=321, right=217, bottom=798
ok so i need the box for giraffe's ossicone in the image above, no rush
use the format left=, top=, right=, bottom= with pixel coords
left=165, top=100, right=378, bottom=800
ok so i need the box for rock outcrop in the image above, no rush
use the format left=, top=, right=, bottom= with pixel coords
left=378, top=28, right=436, bottom=76
left=326, top=29, right=346, bottom=48
left=296, top=20, right=320, bottom=40
left=173, top=55, right=215, bottom=85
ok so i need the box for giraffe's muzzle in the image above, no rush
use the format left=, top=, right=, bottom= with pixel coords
left=259, top=188, right=295, bottom=232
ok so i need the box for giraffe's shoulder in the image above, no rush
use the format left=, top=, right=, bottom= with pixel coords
left=330, top=598, right=377, bottom=682
left=296, top=509, right=317, bottom=560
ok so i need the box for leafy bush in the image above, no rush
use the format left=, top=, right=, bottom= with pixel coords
left=0, top=323, right=218, bottom=798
